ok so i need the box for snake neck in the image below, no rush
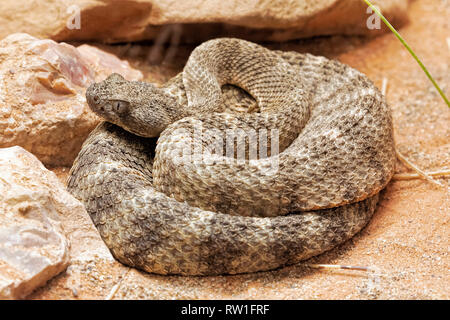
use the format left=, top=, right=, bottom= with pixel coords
left=160, top=77, right=209, bottom=122
left=162, top=92, right=192, bottom=123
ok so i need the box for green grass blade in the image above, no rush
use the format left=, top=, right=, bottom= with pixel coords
left=363, top=0, right=449, bottom=107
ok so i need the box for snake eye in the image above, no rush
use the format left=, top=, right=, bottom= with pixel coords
left=113, top=100, right=128, bottom=114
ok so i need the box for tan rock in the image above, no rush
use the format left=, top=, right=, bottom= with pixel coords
left=0, top=146, right=113, bottom=299
left=0, top=0, right=411, bottom=44
left=0, top=33, right=142, bottom=166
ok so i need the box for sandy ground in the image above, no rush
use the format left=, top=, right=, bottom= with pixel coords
left=31, top=0, right=448, bottom=299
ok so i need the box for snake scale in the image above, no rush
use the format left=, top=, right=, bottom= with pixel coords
left=67, top=38, right=396, bottom=275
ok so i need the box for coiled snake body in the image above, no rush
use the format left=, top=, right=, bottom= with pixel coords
left=68, top=38, right=396, bottom=275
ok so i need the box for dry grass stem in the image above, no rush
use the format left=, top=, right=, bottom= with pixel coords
left=393, top=169, right=450, bottom=180
left=308, top=264, right=372, bottom=272
left=395, top=149, right=445, bottom=188
left=381, top=77, right=388, bottom=96
left=105, top=268, right=131, bottom=300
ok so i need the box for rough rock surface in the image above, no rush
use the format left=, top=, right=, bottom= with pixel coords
left=0, top=147, right=113, bottom=299
left=29, top=0, right=448, bottom=300
left=0, top=146, right=70, bottom=299
left=0, top=0, right=411, bottom=43
left=0, top=33, right=142, bottom=166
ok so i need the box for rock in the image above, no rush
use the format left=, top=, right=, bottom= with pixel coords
left=0, top=33, right=142, bottom=166
left=0, top=146, right=69, bottom=299
left=46, top=172, right=114, bottom=265
left=77, top=45, right=143, bottom=84
left=0, top=0, right=411, bottom=43
left=0, top=146, right=113, bottom=299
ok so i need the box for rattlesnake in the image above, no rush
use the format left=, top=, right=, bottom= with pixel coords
left=67, top=38, right=396, bottom=275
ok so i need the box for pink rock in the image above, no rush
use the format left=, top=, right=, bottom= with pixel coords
left=77, top=45, right=143, bottom=82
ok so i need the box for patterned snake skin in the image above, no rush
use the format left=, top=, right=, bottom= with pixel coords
left=67, top=38, right=396, bottom=275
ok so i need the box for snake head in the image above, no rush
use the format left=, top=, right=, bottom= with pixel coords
left=86, top=73, right=180, bottom=137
